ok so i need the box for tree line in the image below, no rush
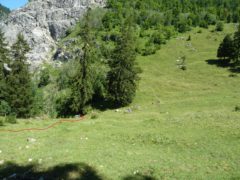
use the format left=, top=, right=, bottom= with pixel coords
left=0, top=10, right=141, bottom=118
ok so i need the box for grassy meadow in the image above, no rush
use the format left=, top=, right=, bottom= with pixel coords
left=0, top=24, right=240, bottom=179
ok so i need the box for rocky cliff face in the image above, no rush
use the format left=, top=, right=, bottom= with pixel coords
left=0, top=0, right=105, bottom=66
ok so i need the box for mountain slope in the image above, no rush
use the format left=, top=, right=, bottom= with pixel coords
left=1, top=24, right=240, bottom=179
left=0, top=0, right=105, bottom=66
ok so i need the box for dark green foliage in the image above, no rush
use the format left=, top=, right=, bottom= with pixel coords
left=232, top=25, right=240, bottom=64
left=0, top=29, right=10, bottom=116
left=150, top=31, right=166, bottom=45
left=0, top=100, right=11, bottom=116
left=31, top=85, right=44, bottom=116
left=217, top=34, right=234, bottom=60
left=104, top=0, right=239, bottom=33
left=142, top=42, right=158, bottom=56
left=216, top=21, right=224, bottom=31
left=0, top=118, right=3, bottom=126
left=107, top=18, right=141, bottom=106
left=6, top=34, right=33, bottom=118
left=38, top=68, right=51, bottom=88
left=235, top=105, right=240, bottom=112
left=71, top=10, right=96, bottom=114
left=56, top=89, right=74, bottom=117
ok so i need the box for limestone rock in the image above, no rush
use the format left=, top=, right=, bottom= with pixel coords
left=0, top=0, right=105, bottom=66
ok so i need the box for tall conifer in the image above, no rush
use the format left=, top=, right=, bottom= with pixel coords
left=232, top=25, right=240, bottom=64
left=217, top=34, right=234, bottom=60
left=107, top=17, right=141, bottom=106
left=71, top=9, right=96, bottom=114
left=6, top=34, right=33, bottom=118
left=0, top=29, right=10, bottom=115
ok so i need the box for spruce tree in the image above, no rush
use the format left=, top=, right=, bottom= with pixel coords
left=6, top=34, right=33, bottom=118
left=0, top=29, right=11, bottom=115
left=71, top=9, right=96, bottom=114
left=107, top=18, right=141, bottom=106
left=217, top=34, right=234, bottom=60
left=232, top=25, right=240, bottom=64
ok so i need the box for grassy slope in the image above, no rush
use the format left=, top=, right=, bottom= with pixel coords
left=1, top=24, right=240, bottom=179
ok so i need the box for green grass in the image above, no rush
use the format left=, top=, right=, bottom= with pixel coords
left=1, top=24, right=240, bottom=179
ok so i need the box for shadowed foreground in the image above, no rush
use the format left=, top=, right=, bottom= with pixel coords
left=0, top=162, right=103, bottom=180
left=0, top=162, right=157, bottom=180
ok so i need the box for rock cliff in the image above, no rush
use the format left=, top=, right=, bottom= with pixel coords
left=0, top=0, right=105, bottom=66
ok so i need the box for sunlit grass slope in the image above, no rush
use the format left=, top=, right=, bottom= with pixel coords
left=0, top=24, right=240, bottom=179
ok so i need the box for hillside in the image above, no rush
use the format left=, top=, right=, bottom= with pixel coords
left=0, top=0, right=105, bottom=65
left=0, top=24, right=240, bottom=179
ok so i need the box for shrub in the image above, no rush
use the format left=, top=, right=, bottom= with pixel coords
left=91, top=113, right=99, bottom=119
left=150, top=32, right=166, bottom=45
left=0, top=118, right=4, bottom=126
left=55, top=89, right=74, bottom=117
left=215, top=22, right=224, bottom=31
left=5, top=114, right=17, bottom=124
left=0, top=101, right=11, bottom=116
left=235, top=105, right=240, bottom=112
left=38, top=68, right=51, bottom=88
left=142, top=45, right=157, bottom=56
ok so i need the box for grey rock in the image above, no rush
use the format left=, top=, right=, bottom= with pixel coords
left=0, top=0, right=105, bottom=66
left=27, top=137, right=37, bottom=143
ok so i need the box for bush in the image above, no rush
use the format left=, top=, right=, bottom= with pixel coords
left=142, top=45, right=157, bottom=56
left=91, top=113, right=99, bottom=119
left=235, top=105, right=240, bottom=112
left=0, top=101, right=11, bottom=116
left=215, top=22, right=224, bottom=31
left=55, top=89, right=73, bottom=117
left=142, top=41, right=158, bottom=56
left=38, top=68, right=51, bottom=88
left=5, top=114, right=17, bottom=124
left=0, top=118, right=4, bottom=126
left=150, top=31, right=166, bottom=45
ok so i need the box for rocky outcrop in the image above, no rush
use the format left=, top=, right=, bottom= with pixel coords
left=0, top=0, right=105, bottom=66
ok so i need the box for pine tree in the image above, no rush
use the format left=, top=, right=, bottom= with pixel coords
left=232, top=25, right=240, bottom=64
left=71, top=9, right=96, bottom=114
left=6, top=34, right=33, bottom=118
left=107, top=18, right=141, bottom=106
left=217, top=34, right=234, bottom=60
left=0, top=29, right=11, bottom=115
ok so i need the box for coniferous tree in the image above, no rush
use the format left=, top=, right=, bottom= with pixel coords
left=217, top=34, right=234, bottom=60
left=6, top=34, right=33, bottom=118
left=0, top=29, right=11, bottom=115
left=232, top=25, right=240, bottom=64
left=107, top=18, right=141, bottom=106
left=71, top=9, right=96, bottom=114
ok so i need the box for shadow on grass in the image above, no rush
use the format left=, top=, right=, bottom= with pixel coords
left=91, top=97, right=120, bottom=111
left=0, top=162, right=104, bottom=180
left=123, top=174, right=157, bottom=180
left=206, top=59, right=231, bottom=68
left=0, top=162, right=158, bottom=180
left=206, top=59, right=240, bottom=74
